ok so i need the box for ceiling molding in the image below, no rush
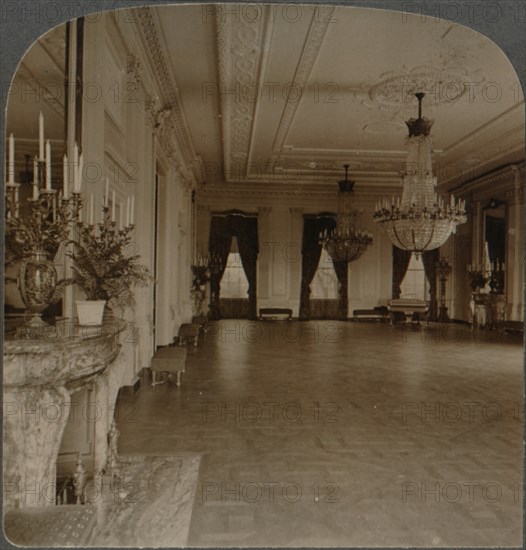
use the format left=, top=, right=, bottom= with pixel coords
left=442, top=101, right=525, bottom=159
left=440, top=124, right=525, bottom=187
left=15, top=62, right=65, bottom=117
left=450, top=162, right=525, bottom=197
left=215, top=4, right=272, bottom=180
left=270, top=6, right=331, bottom=157
left=199, top=180, right=402, bottom=201
left=137, top=7, right=199, bottom=184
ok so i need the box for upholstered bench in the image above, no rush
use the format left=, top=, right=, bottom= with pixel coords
left=388, top=299, right=429, bottom=326
left=151, top=346, right=187, bottom=388
left=192, top=315, right=209, bottom=333
left=259, top=308, right=293, bottom=320
left=500, top=320, right=524, bottom=335
left=353, top=307, right=389, bottom=321
left=178, top=323, right=200, bottom=346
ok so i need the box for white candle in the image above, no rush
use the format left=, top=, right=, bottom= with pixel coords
left=39, top=112, right=44, bottom=159
left=73, top=143, right=79, bottom=192
left=126, top=197, right=130, bottom=226
left=130, top=195, right=135, bottom=225
left=33, top=157, right=39, bottom=199
left=45, top=140, right=51, bottom=190
left=89, top=193, right=94, bottom=225
left=78, top=153, right=83, bottom=193
left=8, top=133, right=14, bottom=183
left=105, top=177, right=109, bottom=207
left=111, top=190, right=116, bottom=222
left=119, top=201, right=123, bottom=230
left=63, top=154, right=69, bottom=199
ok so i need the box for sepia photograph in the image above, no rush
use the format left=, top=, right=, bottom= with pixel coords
left=1, top=0, right=525, bottom=547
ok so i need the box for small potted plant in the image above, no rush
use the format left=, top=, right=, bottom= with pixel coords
left=69, top=205, right=153, bottom=325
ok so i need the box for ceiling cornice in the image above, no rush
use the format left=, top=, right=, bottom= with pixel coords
left=137, top=6, right=200, bottom=185
left=450, top=162, right=525, bottom=197
left=15, top=62, right=65, bottom=117
left=199, top=179, right=402, bottom=201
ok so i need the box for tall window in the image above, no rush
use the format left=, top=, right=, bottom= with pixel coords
left=400, top=253, right=427, bottom=300
left=310, top=248, right=338, bottom=299
left=221, top=237, right=249, bottom=299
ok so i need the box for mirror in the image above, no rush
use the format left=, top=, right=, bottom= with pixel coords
left=4, top=23, right=69, bottom=314
left=483, top=198, right=506, bottom=294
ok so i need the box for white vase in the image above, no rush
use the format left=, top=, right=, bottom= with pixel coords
left=76, top=300, right=106, bottom=326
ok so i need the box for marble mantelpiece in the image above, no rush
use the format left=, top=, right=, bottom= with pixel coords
left=3, top=319, right=126, bottom=510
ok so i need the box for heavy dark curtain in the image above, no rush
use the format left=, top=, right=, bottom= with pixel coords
left=422, top=249, right=439, bottom=320
left=299, top=215, right=336, bottom=320
left=209, top=212, right=259, bottom=320
left=209, top=217, right=233, bottom=320
left=235, top=217, right=259, bottom=320
left=332, top=260, right=348, bottom=320
left=392, top=246, right=412, bottom=299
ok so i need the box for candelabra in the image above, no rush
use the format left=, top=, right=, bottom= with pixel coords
left=467, top=263, right=489, bottom=293
left=191, top=258, right=210, bottom=316
left=207, top=252, right=224, bottom=320
left=435, top=257, right=451, bottom=322
left=5, top=167, right=82, bottom=338
left=488, top=260, right=505, bottom=294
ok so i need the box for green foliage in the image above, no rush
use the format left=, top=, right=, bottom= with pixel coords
left=68, top=207, right=153, bottom=313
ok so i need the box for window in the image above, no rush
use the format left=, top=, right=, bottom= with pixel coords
left=400, top=253, right=427, bottom=300
left=220, top=238, right=249, bottom=299
left=310, top=247, right=338, bottom=299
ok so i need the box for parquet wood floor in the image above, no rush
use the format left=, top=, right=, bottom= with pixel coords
left=117, top=320, right=523, bottom=547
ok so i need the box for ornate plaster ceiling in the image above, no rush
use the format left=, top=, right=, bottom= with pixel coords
left=153, top=4, right=524, bottom=192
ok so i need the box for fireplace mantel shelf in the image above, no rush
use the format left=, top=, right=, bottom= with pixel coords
left=4, top=318, right=127, bottom=389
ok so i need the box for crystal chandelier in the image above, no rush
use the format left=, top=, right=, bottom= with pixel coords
left=373, top=93, right=466, bottom=254
left=320, top=164, right=373, bottom=263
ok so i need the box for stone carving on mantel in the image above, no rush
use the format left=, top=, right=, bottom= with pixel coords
left=3, top=320, right=126, bottom=511
left=258, top=206, right=272, bottom=216
left=127, top=54, right=143, bottom=84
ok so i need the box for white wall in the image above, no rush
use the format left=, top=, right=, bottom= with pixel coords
left=197, top=185, right=394, bottom=316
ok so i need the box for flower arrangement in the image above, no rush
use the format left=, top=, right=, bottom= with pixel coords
left=191, top=264, right=210, bottom=290
left=190, top=263, right=210, bottom=316
left=68, top=206, right=153, bottom=313
left=467, top=270, right=488, bottom=292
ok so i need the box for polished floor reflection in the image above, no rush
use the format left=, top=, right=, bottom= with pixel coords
left=117, top=320, right=523, bottom=547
